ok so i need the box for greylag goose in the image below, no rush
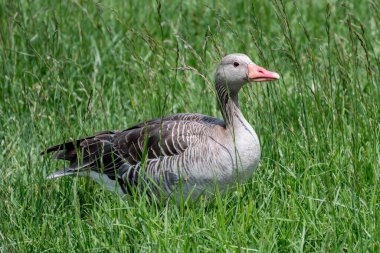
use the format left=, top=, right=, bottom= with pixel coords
left=43, top=53, right=279, bottom=201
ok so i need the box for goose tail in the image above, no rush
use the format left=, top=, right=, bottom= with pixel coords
left=46, top=168, right=76, bottom=180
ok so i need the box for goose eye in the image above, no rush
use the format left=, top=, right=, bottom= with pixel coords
left=233, top=62, right=239, bottom=67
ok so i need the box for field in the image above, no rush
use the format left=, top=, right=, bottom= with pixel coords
left=1, top=0, right=379, bottom=252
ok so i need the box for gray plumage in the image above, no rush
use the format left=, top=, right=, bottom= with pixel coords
left=43, top=53, right=280, bottom=201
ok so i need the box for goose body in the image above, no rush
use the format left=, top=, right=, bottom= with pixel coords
left=44, top=53, right=279, bottom=201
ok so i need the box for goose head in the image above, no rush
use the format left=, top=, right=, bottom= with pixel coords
left=215, top=53, right=280, bottom=92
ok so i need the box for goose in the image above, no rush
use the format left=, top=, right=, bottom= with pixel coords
left=43, top=53, right=280, bottom=201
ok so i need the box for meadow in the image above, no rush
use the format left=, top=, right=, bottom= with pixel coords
left=1, top=0, right=379, bottom=252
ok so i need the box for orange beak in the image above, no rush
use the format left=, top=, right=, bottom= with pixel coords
left=247, top=64, right=280, bottom=82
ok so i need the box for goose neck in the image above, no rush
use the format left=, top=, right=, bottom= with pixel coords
left=216, top=81, right=242, bottom=128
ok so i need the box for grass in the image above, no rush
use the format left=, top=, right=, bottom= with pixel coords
left=1, top=0, right=379, bottom=251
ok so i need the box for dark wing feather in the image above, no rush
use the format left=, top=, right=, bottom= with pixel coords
left=114, top=120, right=192, bottom=165
left=42, top=130, right=117, bottom=158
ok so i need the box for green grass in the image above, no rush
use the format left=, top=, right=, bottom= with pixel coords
left=1, top=0, right=379, bottom=251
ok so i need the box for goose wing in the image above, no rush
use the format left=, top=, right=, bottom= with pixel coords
left=43, top=113, right=224, bottom=193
